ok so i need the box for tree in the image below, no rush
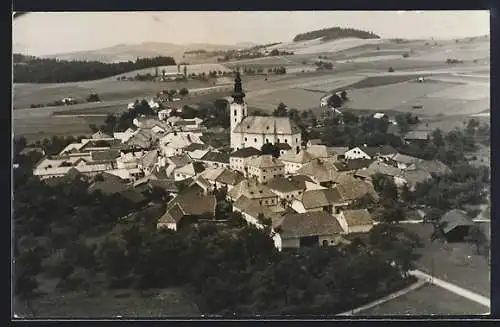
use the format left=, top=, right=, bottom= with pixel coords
left=372, top=173, right=398, bottom=202
left=15, top=248, right=42, bottom=316
left=273, top=103, right=288, bottom=117
left=179, top=88, right=189, bottom=97
left=261, top=143, right=280, bottom=158
left=169, top=89, right=178, bottom=97
left=395, top=113, right=410, bottom=134
left=432, top=128, right=445, bottom=147
left=340, top=90, right=348, bottom=101
left=327, top=94, right=343, bottom=108
left=87, top=93, right=100, bottom=102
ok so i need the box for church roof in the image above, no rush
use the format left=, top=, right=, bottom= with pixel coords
left=233, top=116, right=301, bottom=135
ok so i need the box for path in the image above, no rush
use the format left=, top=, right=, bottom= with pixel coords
left=408, top=269, right=490, bottom=308
left=337, top=279, right=427, bottom=316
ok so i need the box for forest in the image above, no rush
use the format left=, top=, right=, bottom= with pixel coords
left=13, top=55, right=176, bottom=83
left=293, top=27, right=380, bottom=42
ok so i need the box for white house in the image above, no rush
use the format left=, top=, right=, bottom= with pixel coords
left=335, top=209, right=375, bottom=234
left=344, top=146, right=375, bottom=160
left=280, top=149, right=315, bottom=175
left=174, top=162, right=206, bottom=181
left=229, top=147, right=262, bottom=174
left=246, top=155, right=285, bottom=184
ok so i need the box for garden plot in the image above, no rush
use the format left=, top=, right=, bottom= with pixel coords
left=346, top=82, right=458, bottom=111
left=427, top=83, right=489, bottom=101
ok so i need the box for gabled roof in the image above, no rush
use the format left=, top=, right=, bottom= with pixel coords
left=334, top=159, right=374, bottom=172
left=389, top=153, right=421, bottom=165
left=90, top=149, right=121, bottom=162
left=200, top=151, right=230, bottom=164
left=159, top=192, right=216, bottom=224
left=440, top=209, right=474, bottom=234
left=334, top=179, right=377, bottom=202
left=228, top=179, right=277, bottom=201
left=176, top=162, right=206, bottom=176
left=140, top=150, right=160, bottom=168
left=200, top=167, right=226, bottom=181
left=88, top=179, right=128, bottom=195
left=266, top=176, right=305, bottom=193
left=288, top=175, right=315, bottom=189
left=278, top=211, right=344, bottom=239
left=233, top=195, right=281, bottom=223
left=404, top=130, right=430, bottom=140
left=401, top=169, right=433, bottom=188
left=167, top=154, right=192, bottom=167
left=215, top=169, right=245, bottom=186
left=355, top=161, right=403, bottom=179
left=296, top=159, right=340, bottom=183
left=233, top=116, right=301, bottom=134
left=184, top=143, right=210, bottom=152
left=301, top=188, right=344, bottom=209
left=341, top=209, right=374, bottom=227
left=247, top=155, right=284, bottom=168
left=280, top=150, right=315, bottom=164
left=231, top=147, right=262, bottom=158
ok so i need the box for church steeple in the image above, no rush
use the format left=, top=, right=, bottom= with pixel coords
left=232, top=72, right=246, bottom=104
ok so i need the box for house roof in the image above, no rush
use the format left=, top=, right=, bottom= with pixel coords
left=355, top=161, right=403, bottom=178
left=231, top=147, right=262, bottom=158
left=215, top=169, right=245, bottom=186
left=140, top=150, right=160, bottom=168
left=334, top=159, right=374, bottom=172
left=280, top=149, right=315, bottom=164
left=167, top=154, right=192, bottom=167
left=228, top=179, right=277, bottom=201
left=334, top=179, right=377, bottom=202
left=247, top=155, right=284, bottom=169
left=278, top=211, right=344, bottom=239
left=390, top=153, right=421, bottom=165
left=275, top=143, right=292, bottom=151
left=306, top=145, right=339, bottom=159
left=296, top=159, right=340, bottom=183
left=88, top=179, right=128, bottom=195
left=307, top=139, right=323, bottom=145
left=90, top=149, right=121, bottom=162
left=149, top=178, right=179, bottom=192
left=176, top=162, right=206, bottom=176
left=233, top=195, right=282, bottom=223
left=200, top=151, right=230, bottom=164
left=200, top=167, right=226, bottom=181
left=440, top=209, right=474, bottom=234
left=266, top=176, right=305, bottom=193
left=184, top=143, right=210, bottom=152
left=92, top=131, right=113, bottom=139
left=159, top=192, right=217, bottom=223
left=342, top=209, right=374, bottom=227
left=233, top=116, right=301, bottom=135
left=404, top=130, right=430, bottom=140
left=301, top=188, right=344, bottom=209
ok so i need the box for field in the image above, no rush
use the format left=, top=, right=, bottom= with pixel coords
left=247, top=88, right=326, bottom=111
left=14, top=287, right=200, bottom=318
left=13, top=79, right=212, bottom=109
left=401, top=223, right=490, bottom=298
left=356, top=284, right=488, bottom=316
left=114, top=63, right=232, bottom=80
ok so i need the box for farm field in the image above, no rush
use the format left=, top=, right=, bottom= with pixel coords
left=427, top=83, right=489, bottom=101
left=356, top=284, right=489, bottom=316
left=13, top=116, right=105, bottom=142
left=417, top=114, right=490, bottom=133
left=13, top=79, right=212, bottom=109
left=247, top=88, right=325, bottom=111
left=112, top=63, right=232, bottom=80
left=401, top=223, right=490, bottom=298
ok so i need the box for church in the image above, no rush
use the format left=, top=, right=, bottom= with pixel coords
left=229, top=73, right=302, bottom=152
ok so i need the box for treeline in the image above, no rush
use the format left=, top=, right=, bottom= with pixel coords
left=13, top=55, right=176, bottom=83
left=293, top=27, right=380, bottom=42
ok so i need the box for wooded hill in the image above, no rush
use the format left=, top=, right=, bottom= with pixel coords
left=293, top=27, right=380, bottom=42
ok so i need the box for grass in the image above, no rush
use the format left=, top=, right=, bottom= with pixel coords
left=400, top=223, right=490, bottom=298
left=356, top=284, right=489, bottom=316
left=14, top=287, right=200, bottom=318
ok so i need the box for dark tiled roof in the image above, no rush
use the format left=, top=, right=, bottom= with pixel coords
left=440, top=209, right=474, bottom=234
left=215, top=169, right=244, bottom=186
left=201, top=151, right=230, bottom=164
left=167, top=154, right=192, bottom=167
left=120, top=189, right=148, bottom=204
left=279, top=211, right=344, bottom=239
left=334, top=159, right=374, bottom=172
left=184, top=143, right=210, bottom=152
left=266, top=177, right=304, bottom=193
left=288, top=175, right=315, bottom=189
left=275, top=143, right=292, bottom=150
left=161, top=193, right=217, bottom=223
left=88, top=179, right=128, bottom=195
left=90, top=149, right=120, bottom=162
left=342, top=209, right=374, bottom=226
left=231, top=147, right=262, bottom=158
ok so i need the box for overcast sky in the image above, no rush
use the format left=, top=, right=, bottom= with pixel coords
left=13, top=11, right=490, bottom=56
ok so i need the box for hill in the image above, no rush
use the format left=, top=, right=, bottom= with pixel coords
left=40, top=42, right=241, bottom=63
left=293, top=27, right=380, bottom=42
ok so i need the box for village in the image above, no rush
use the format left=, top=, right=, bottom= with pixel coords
left=22, top=73, right=484, bottom=252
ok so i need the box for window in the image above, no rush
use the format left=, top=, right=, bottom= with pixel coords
left=284, top=139, right=288, bottom=143
left=265, top=200, right=268, bottom=204
left=244, top=137, right=247, bottom=141
left=247, top=125, right=250, bottom=129
left=234, top=118, right=237, bottom=122
left=259, top=200, right=262, bottom=205
left=234, top=110, right=237, bottom=116
left=266, top=126, right=270, bottom=130
left=254, top=138, right=257, bottom=143
left=277, top=138, right=280, bottom=143
left=296, top=138, right=298, bottom=143
left=263, top=169, right=266, bottom=173
left=266, top=138, right=269, bottom=143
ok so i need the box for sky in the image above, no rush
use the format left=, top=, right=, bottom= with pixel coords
left=13, top=11, right=490, bottom=56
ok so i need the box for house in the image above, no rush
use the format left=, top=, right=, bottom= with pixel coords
left=336, top=209, right=375, bottom=234
left=307, top=139, right=323, bottom=147
left=184, top=142, right=210, bottom=156
left=307, top=145, right=342, bottom=160
left=165, top=154, right=192, bottom=177
left=199, top=151, right=230, bottom=169
left=385, top=153, right=421, bottom=170
left=116, top=152, right=140, bottom=170
left=246, top=155, right=285, bottom=183
left=88, top=178, right=148, bottom=206
left=413, top=159, right=451, bottom=176
left=228, top=179, right=279, bottom=207
left=401, top=169, right=433, bottom=191
left=125, top=129, right=154, bottom=150
left=230, top=73, right=302, bottom=152
left=344, top=145, right=398, bottom=160
left=296, top=158, right=341, bottom=187
left=156, top=192, right=217, bottom=231
left=275, top=211, right=345, bottom=249
left=333, top=158, right=374, bottom=173
left=439, top=209, right=474, bottom=242
left=159, top=132, right=203, bottom=156
left=114, top=128, right=138, bottom=143
left=266, top=176, right=306, bottom=202
left=333, top=174, right=378, bottom=203
left=280, top=150, right=315, bottom=175
left=233, top=195, right=283, bottom=228
left=373, top=112, right=387, bottom=119
left=91, top=131, right=113, bottom=140
left=174, top=162, right=206, bottom=181
left=214, top=168, right=245, bottom=191
left=105, top=168, right=144, bottom=182
left=138, top=150, right=162, bottom=176
left=404, top=131, right=430, bottom=145
left=320, top=94, right=333, bottom=107
left=354, top=161, right=404, bottom=181
left=230, top=147, right=262, bottom=174
left=291, top=188, right=347, bottom=215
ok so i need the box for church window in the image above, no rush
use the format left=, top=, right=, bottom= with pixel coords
left=266, top=138, right=269, bottom=143
left=277, top=138, right=280, bottom=143
left=244, top=137, right=247, bottom=141
left=296, top=138, right=298, bottom=143
left=254, top=138, right=257, bottom=143
left=284, top=139, right=288, bottom=143
left=266, top=126, right=269, bottom=130
left=234, top=110, right=237, bottom=116
left=247, top=125, right=250, bottom=129
left=234, top=118, right=237, bottom=122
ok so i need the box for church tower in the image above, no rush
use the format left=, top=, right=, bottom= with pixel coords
left=230, top=72, right=247, bottom=134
